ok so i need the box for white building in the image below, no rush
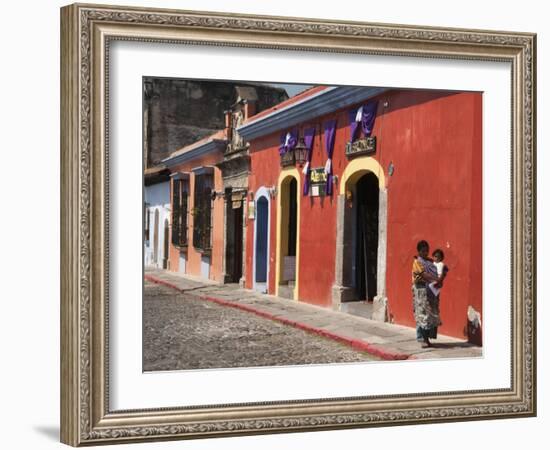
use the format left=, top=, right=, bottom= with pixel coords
left=144, top=166, right=171, bottom=269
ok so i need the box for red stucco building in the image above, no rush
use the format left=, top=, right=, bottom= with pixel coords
left=239, top=86, right=482, bottom=341
left=164, top=85, right=482, bottom=342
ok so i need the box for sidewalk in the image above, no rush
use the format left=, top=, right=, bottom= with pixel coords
left=144, top=268, right=483, bottom=361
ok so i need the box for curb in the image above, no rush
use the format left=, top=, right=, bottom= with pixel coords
left=145, top=274, right=412, bottom=361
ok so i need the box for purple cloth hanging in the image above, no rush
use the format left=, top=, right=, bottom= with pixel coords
left=323, top=119, right=337, bottom=196
left=301, top=127, right=316, bottom=196
left=349, top=107, right=362, bottom=143
left=279, top=132, right=286, bottom=155
left=361, top=101, right=378, bottom=137
left=349, top=101, right=378, bottom=142
left=279, top=129, right=298, bottom=155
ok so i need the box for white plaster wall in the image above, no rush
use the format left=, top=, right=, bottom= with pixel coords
left=144, top=181, right=170, bottom=268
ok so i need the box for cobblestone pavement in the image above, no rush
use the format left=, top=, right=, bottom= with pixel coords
left=145, top=268, right=483, bottom=361
left=143, top=280, right=380, bottom=371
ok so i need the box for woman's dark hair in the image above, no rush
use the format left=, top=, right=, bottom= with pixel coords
left=432, top=248, right=445, bottom=260
left=416, top=240, right=429, bottom=252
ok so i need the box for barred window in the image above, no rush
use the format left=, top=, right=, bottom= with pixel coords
left=171, top=178, right=189, bottom=247
left=192, top=173, right=213, bottom=251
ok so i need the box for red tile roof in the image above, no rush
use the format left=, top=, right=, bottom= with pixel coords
left=243, top=85, right=329, bottom=124
left=165, top=129, right=226, bottom=161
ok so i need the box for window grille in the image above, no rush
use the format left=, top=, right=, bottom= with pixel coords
left=192, top=173, right=213, bottom=251
left=171, top=178, right=189, bottom=247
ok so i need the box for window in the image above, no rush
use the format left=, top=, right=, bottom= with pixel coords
left=192, top=172, right=213, bottom=251
left=171, top=178, right=189, bottom=247
left=144, top=205, right=150, bottom=242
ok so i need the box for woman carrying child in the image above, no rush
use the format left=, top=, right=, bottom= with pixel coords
left=411, top=240, right=447, bottom=348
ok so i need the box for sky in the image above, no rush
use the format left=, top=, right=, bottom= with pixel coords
left=269, top=83, right=313, bottom=97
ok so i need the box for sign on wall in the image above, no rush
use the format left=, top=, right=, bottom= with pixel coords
left=310, top=167, right=327, bottom=197
left=345, top=136, right=377, bottom=158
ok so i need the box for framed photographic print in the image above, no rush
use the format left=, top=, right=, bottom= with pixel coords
left=60, top=2, right=536, bottom=446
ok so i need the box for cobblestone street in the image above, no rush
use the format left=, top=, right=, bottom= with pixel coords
left=144, top=280, right=380, bottom=371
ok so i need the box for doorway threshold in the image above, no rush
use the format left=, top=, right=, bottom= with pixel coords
left=339, top=301, right=373, bottom=320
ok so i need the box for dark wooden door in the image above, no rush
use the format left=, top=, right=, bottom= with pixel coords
left=231, top=203, right=243, bottom=282
left=355, top=173, right=379, bottom=301
left=255, top=197, right=269, bottom=283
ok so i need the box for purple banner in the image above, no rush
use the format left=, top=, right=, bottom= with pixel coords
left=323, top=119, right=337, bottom=196
left=361, top=101, right=378, bottom=137
left=279, top=129, right=298, bottom=155
left=349, top=101, right=378, bottom=142
left=302, top=127, right=316, bottom=196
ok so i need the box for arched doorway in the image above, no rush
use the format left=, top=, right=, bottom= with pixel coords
left=333, top=156, right=387, bottom=320
left=163, top=219, right=169, bottom=269
left=153, top=209, right=159, bottom=266
left=355, top=172, right=379, bottom=301
left=277, top=174, right=299, bottom=299
left=254, top=195, right=269, bottom=293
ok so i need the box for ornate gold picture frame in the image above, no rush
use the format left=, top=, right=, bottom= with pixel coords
left=60, top=3, right=536, bottom=446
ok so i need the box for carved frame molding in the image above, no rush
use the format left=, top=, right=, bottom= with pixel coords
left=61, top=3, right=536, bottom=446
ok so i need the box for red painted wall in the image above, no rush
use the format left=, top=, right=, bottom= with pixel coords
left=245, top=136, right=282, bottom=295
left=168, top=151, right=225, bottom=283
left=380, top=91, right=483, bottom=341
left=246, top=89, right=482, bottom=340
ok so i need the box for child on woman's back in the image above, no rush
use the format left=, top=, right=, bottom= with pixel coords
left=429, top=248, right=448, bottom=297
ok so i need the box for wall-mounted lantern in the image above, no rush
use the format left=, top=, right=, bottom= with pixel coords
left=294, top=137, right=308, bottom=166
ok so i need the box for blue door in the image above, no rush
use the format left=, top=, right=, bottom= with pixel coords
left=255, top=197, right=269, bottom=289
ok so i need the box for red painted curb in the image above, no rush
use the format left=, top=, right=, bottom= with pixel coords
left=145, top=274, right=412, bottom=361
